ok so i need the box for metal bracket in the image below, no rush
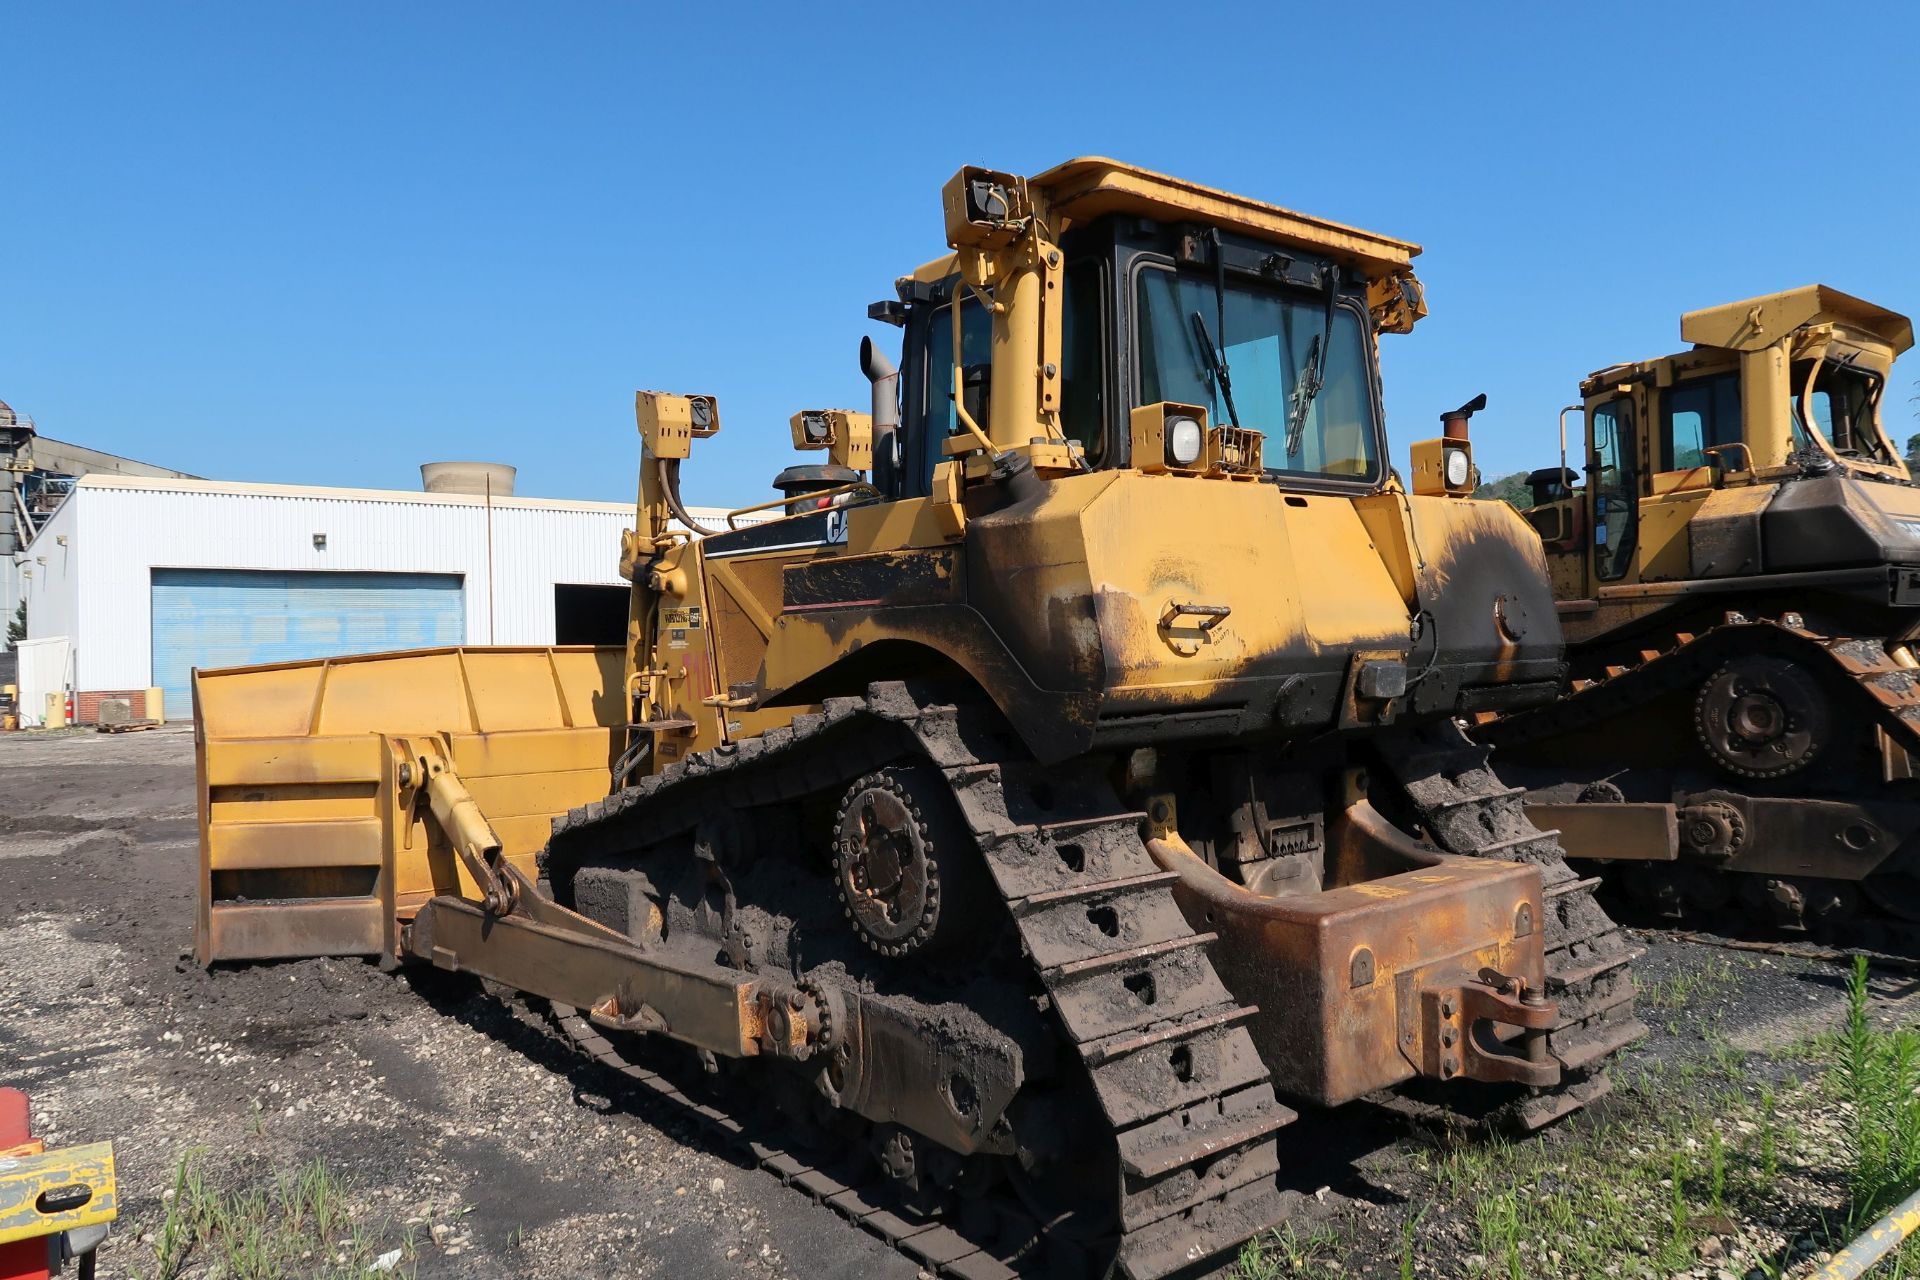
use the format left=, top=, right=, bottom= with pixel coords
left=590, top=993, right=667, bottom=1035
left=1158, top=600, right=1231, bottom=656
left=1419, top=973, right=1560, bottom=1088
left=399, top=743, right=515, bottom=916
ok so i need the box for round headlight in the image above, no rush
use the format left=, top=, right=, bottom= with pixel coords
left=1167, top=416, right=1204, bottom=467
left=1444, top=446, right=1471, bottom=489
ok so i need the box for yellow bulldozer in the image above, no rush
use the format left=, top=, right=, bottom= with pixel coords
left=1484, top=286, right=1920, bottom=944
left=193, top=159, right=1641, bottom=1278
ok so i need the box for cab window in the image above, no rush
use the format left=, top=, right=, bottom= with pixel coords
left=1059, top=260, right=1107, bottom=464
left=1592, top=398, right=1637, bottom=581
left=1134, top=264, right=1380, bottom=482
left=1792, top=358, right=1889, bottom=463
left=921, top=295, right=991, bottom=491
left=1661, top=373, right=1740, bottom=471
left=921, top=268, right=1107, bottom=489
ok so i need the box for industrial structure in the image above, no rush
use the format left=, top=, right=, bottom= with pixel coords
left=1, top=399, right=196, bottom=625
left=12, top=472, right=706, bottom=723
left=3, top=414, right=738, bottom=724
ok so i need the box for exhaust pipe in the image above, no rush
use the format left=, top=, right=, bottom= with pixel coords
left=860, top=336, right=900, bottom=491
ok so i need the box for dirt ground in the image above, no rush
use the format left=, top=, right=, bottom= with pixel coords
left=0, top=726, right=916, bottom=1280
left=2, top=727, right=1916, bottom=1279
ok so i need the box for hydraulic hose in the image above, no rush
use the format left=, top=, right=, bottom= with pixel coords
left=658, top=457, right=722, bottom=536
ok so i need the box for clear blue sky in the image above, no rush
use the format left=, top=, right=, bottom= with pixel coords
left=6, top=3, right=1918, bottom=507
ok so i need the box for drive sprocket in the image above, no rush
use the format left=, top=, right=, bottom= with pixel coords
left=1694, top=656, right=1828, bottom=779
left=833, top=766, right=967, bottom=957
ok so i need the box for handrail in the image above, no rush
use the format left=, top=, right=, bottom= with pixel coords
left=1702, top=442, right=1756, bottom=482
left=724, top=483, right=879, bottom=530
left=1557, top=404, right=1582, bottom=490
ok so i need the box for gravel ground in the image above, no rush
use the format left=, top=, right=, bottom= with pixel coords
left=0, top=726, right=915, bottom=1280
left=2, top=727, right=1915, bottom=1279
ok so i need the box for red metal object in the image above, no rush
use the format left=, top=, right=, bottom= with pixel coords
left=0, top=1088, right=51, bottom=1280
left=0, top=1089, right=28, bottom=1147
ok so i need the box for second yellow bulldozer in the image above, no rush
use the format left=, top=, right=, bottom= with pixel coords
left=192, top=159, right=1641, bottom=1278
left=1485, top=286, right=1920, bottom=945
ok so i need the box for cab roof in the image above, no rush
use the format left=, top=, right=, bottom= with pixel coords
left=1681, top=285, right=1913, bottom=356
left=1031, top=156, right=1422, bottom=280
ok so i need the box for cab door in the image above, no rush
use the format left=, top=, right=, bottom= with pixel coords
left=1587, top=394, right=1639, bottom=588
left=1637, top=372, right=1739, bottom=580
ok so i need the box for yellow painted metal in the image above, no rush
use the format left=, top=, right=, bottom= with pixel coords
left=1808, top=1184, right=1920, bottom=1280
left=0, top=1141, right=117, bottom=1245
left=787, top=410, right=873, bottom=472
left=1408, top=437, right=1470, bottom=497
left=208, top=818, right=383, bottom=871
left=1129, top=401, right=1206, bottom=475
left=1541, top=285, right=1919, bottom=617
left=1031, top=157, right=1421, bottom=279
left=1634, top=489, right=1711, bottom=581
left=1526, top=802, right=1679, bottom=863
left=635, top=391, right=697, bottom=460
left=757, top=467, right=1534, bottom=714
left=844, top=496, right=959, bottom=554
left=1681, top=284, right=1914, bottom=356
left=195, top=646, right=623, bottom=964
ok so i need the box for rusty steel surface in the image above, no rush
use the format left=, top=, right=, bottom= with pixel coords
left=1144, top=802, right=1553, bottom=1105
left=1490, top=613, right=1920, bottom=939
left=404, top=888, right=778, bottom=1061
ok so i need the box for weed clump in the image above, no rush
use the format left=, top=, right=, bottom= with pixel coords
left=1836, top=954, right=1920, bottom=1226
left=153, top=1151, right=404, bottom=1280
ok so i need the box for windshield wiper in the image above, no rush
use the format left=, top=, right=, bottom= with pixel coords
left=1190, top=228, right=1241, bottom=430
left=1190, top=310, right=1242, bottom=431
left=1285, top=265, right=1341, bottom=459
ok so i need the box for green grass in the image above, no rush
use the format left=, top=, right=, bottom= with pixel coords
left=1236, top=1222, right=1343, bottom=1280
left=1836, top=955, right=1920, bottom=1228
left=1639, top=954, right=1741, bottom=1012
left=1236, top=1036, right=1800, bottom=1277
left=150, top=1152, right=409, bottom=1280
left=1236, top=956, right=1920, bottom=1279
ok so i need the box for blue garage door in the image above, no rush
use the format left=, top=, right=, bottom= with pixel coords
left=152, top=568, right=465, bottom=713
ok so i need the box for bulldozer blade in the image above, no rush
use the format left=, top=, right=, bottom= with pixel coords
left=193, top=645, right=627, bottom=966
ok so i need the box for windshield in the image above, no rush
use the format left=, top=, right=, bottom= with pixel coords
left=1791, top=357, right=1890, bottom=464
left=1135, top=265, right=1381, bottom=481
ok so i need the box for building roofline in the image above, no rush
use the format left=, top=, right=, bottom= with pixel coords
left=64, top=472, right=688, bottom=517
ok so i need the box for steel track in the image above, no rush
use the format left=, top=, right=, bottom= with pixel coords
left=1484, top=612, right=1920, bottom=938
left=535, top=683, right=1640, bottom=1276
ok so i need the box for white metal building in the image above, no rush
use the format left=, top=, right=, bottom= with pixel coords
left=16, top=474, right=710, bottom=723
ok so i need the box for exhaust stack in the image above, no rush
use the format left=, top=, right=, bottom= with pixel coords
left=859, top=336, right=899, bottom=488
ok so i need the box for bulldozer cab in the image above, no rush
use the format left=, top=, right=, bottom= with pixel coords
left=626, top=158, right=1555, bottom=772
left=1529, top=285, right=1915, bottom=612
left=884, top=165, right=1422, bottom=499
